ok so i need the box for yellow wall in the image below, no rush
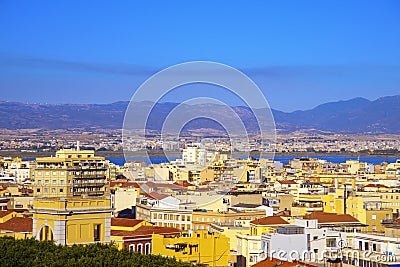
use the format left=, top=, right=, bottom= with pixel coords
left=344, top=196, right=391, bottom=232
left=0, top=211, right=22, bottom=223
left=213, top=226, right=250, bottom=251
left=33, top=198, right=112, bottom=245
left=250, top=225, right=275, bottom=236
left=111, top=220, right=152, bottom=232
left=0, top=232, right=32, bottom=239
left=152, top=230, right=230, bottom=266
left=192, top=210, right=265, bottom=230
left=322, top=194, right=344, bottom=214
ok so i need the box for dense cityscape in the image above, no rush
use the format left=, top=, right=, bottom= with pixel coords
left=2, top=1, right=400, bottom=267
left=1, top=128, right=399, bottom=156
left=1, top=141, right=400, bottom=266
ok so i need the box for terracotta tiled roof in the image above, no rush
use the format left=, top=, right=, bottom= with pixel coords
left=111, top=226, right=180, bottom=238
left=253, top=258, right=318, bottom=267
left=0, top=217, right=32, bottom=233
left=304, top=211, right=359, bottom=223
left=110, top=180, right=140, bottom=188
left=251, top=216, right=289, bottom=225
left=173, top=181, right=194, bottom=187
left=275, top=209, right=291, bottom=216
left=364, top=184, right=388, bottom=188
left=144, top=182, right=182, bottom=190
left=0, top=210, right=13, bottom=218
left=143, top=191, right=170, bottom=200
left=111, top=218, right=145, bottom=227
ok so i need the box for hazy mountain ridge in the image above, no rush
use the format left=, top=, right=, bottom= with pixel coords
left=0, top=95, right=399, bottom=134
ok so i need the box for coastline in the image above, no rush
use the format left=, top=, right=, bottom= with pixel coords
left=1, top=150, right=399, bottom=159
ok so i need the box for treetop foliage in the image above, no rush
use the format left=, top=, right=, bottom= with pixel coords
left=0, top=237, right=197, bottom=267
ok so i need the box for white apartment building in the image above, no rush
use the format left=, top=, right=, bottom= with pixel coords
left=262, top=219, right=345, bottom=262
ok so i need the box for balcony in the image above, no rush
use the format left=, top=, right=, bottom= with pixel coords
left=73, top=175, right=106, bottom=179
left=73, top=190, right=105, bottom=196
left=73, top=182, right=106, bottom=188
left=292, top=202, right=323, bottom=208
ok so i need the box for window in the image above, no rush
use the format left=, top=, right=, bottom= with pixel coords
left=326, top=238, right=336, bottom=247
left=129, top=244, right=135, bottom=252
left=94, top=224, right=101, bottom=241
left=52, top=180, right=57, bottom=184
left=52, top=188, right=56, bottom=193
left=145, top=243, right=151, bottom=254
left=60, top=180, right=65, bottom=185
left=60, top=189, right=63, bottom=193
left=44, top=188, right=48, bottom=193
left=36, top=188, right=40, bottom=193
left=137, top=244, right=143, bottom=254
left=372, top=214, right=377, bottom=220
left=372, top=225, right=377, bottom=231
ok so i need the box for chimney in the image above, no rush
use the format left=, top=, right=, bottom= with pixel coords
left=77, top=141, right=80, bottom=151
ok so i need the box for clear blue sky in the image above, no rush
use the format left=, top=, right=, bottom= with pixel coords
left=0, top=1, right=399, bottom=111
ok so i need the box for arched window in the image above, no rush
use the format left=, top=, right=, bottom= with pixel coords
left=39, top=225, right=53, bottom=241
left=137, top=244, right=143, bottom=254
left=129, top=244, right=135, bottom=252
left=145, top=243, right=151, bottom=254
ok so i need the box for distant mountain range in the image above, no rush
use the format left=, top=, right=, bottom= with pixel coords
left=0, top=95, right=399, bottom=134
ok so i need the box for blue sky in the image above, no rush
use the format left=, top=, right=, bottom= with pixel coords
left=0, top=1, right=399, bottom=111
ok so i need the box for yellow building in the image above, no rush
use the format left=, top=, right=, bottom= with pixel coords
left=31, top=147, right=113, bottom=245
left=111, top=217, right=152, bottom=232
left=192, top=209, right=266, bottom=231
left=321, top=190, right=345, bottom=214
left=211, top=222, right=252, bottom=265
left=291, top=194, right=323, bottom=216
left=152, top=230, right=230, bottom=266
left=0, top=210, right=22, bottom=223
left=346, top=196, right=391, bottom=233
left=32, top=198, right=112, bottom=245
left=319, top=188, right=394, bottom=233
left=249, top=216, right=289, bottom=235
left=34, top=148, right=108, bottom=198
left=380, top=191, right=400, bottom=218
left=0, top=217, right=32, bottom=239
